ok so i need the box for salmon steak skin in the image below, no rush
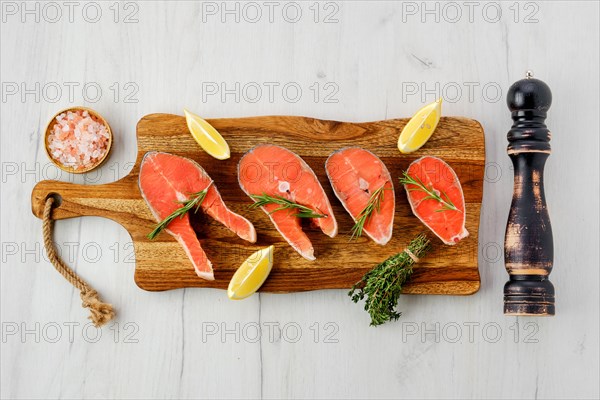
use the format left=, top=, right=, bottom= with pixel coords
left=325, top=147, right=395, bottom=245
left=238, top=144, right=337, bottom=260
left=139, top=151, right=256, bottom=280
left=403, top=156, right=468, bottom=245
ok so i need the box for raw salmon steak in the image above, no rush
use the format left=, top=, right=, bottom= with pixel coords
left=139, top=152, right=256, bottom=280
left=238, top=144, right=337, bottom=260
left=403, top=156, right=468, bottom=245
left=325, top=147, right=395, bottom=245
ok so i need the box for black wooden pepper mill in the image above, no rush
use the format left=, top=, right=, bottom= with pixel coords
left=503, top=71, right=554, bottom=316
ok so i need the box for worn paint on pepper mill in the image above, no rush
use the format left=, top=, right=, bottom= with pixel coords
left=504, top=71, right=555, bottom=315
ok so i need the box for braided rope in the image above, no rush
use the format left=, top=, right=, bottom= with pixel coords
left=42, top=197, right=115, bottom=327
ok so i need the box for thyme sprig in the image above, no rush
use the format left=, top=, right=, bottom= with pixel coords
left=399, top=171, right=460, bottom=212
left=249, top=193, right=326, bottom=219
left=349, top=234, right=431, bottom=326
left=350, top=183, right=390, bottom=240
left=147, top=183, right=213, bottom=240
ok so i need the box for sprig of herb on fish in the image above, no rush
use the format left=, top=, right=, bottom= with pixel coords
left=350, top=183, right=390, bottom=240
left=249, top=194, right=326, bottom=218
left=147, top=182, right=213, bottom=240
left=349, top=234, right=431, bottom=326
left=399, top=171, right=460, bottom=212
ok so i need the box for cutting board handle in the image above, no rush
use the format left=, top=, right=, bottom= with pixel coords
left=31, top=177, right=139, bottom=225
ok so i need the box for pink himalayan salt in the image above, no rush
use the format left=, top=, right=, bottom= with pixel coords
left=47, top=109, right=110, bottom=170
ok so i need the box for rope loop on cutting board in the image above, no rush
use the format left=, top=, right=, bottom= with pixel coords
left=42, top=196, right=115, bottom=327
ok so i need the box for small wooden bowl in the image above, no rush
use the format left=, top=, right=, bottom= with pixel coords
left=44, top=106, right=113, bottom=174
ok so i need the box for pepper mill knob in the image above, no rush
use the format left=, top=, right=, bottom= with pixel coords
left=503, top=71, right=555, bottom=316
left=507, top=71, right=552, bottom=114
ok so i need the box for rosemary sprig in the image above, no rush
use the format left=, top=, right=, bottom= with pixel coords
left=350, top=183, right=390, bottom=240
left=399, top=171, right=460, bottom=212
left=249, top=193, right=326, bottom=219
left=349, top=234, right=431, bottom=326
left=147, top=183, right=213, bottom=240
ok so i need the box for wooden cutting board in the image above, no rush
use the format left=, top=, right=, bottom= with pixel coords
left=32, top=113, right=484, bottom=295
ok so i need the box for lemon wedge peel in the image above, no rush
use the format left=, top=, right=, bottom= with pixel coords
left=397, top=98, right=443, bottom=154
left=184, top=109, right=230, bottom=160
left=227, top=245, right=274, bottom=300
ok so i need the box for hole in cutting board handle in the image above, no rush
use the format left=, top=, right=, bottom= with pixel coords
left=46, top=192, right=63, bottom=207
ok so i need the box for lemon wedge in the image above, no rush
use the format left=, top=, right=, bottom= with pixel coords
left=184, top=109, right=230, bottom=160
left=227, top=245, right=274, bottom=300
left=397, top=98, right=442, bottom=154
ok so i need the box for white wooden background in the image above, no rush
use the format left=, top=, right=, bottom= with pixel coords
left=1, top=1, right=598, bottom=399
